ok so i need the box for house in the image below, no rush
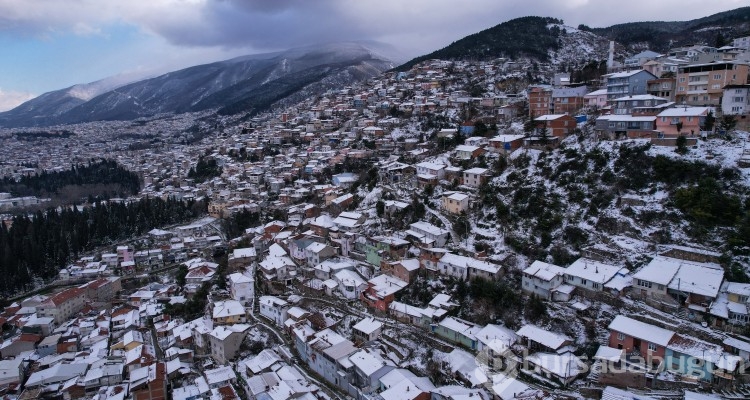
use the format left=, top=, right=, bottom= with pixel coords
left=35, top=287, right=86, bottom=324
left=524, top=352, right=586, bottom=387
left=488, top=134, right=524, bottom=153
left=723, top=84, right=750, bottom=116
left=522, top=261, right=567, bottom=301
left=608, top=315, right=674, bottom=368
left=551, top=86, right=588, bottom=115
left=228, top=247, right=257, bottom=270
left=475, top=324, right=517, bottom=371
left=332, top=172, right=359, bottom=189
left=711, top=282, right=750, bottom=326
left=386, top=258, right=420, bottom=284
left=432, top=317, right=482, bottom=350
left=605, top=70, right=657, bottom=100
left=407, top=221, right=451, bottom=247
left=632, top=255, right=724, bottom=310
left=438, top=253, right=502, bottom=281
left=259, top=296, right=289, bottom=327
left=211, top=300, right=247, bottom=325
left=528, top=85, right=553, bottom=118
left=227, top=272, right=254, bottom=305
left=360, top=274, right=408, bottom=312
left=454, top=145, right=485, bottom=160
left=516, top=324, right=574, bottom=353
left=584, top=89, right=608, bottom=108
left=348, top=349, right=395, bottom=394
left=305, top=329, right=358, bottom=394
left=563, top=258, right=630, bottom=296
left=676, top=61, right=749, bottom=106
left=655, top=106, right=711, bottom=137
left=208, top=324, right=251, bottom=365
left=415, top=161, right=446, bottom=180
left=441, top=192, right=470, bottom=214
left=595, top=114, right=657, bottom=140
left=305, top=242, right=338, bottom=267
left=462, top=167, right=490, bottom=188
left=624, top=50, right=661, bottom=69
left=83, top=277, right=122, bottom=302
left=333, top=269, right=367, bottom=300
left=352, top=317, right=382, bottom=343
left=533, top=114, right=577, bottom=138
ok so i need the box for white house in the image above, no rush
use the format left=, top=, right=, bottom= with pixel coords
left=522, top=261, right=567, bottom=301
left=438, top=253, right=502, bottom=281
left=259, top=296, right=290, bottom=327
left=462, top=167, right=489, bottom=188
left=227, top=272, right=254, bottom=305
left=407, top=221, right=451, bottom=247
left=415, top=161, right=446, bottom=179
left=333, top=269, right=367, bottom=300
left=563, top=258, right=629, bottom=294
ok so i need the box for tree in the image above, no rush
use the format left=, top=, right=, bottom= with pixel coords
left=715, top=32, right=727, bottom=48
left=539, top=124, right=550, bottom=145
left=675, top=121, right=683, bottom=136
left=703, top=110, right=715, bottom=133
left=453, top=214, right=471, bottom=238
left=719, top=115, right=737, bottom=134
left=676, top=135, right=688, bottom=155
left=375, top=200, right=385, bottom=217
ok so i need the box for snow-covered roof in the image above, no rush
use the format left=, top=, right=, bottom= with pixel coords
left=607, top=315, right=674, bottom=346
left=440, top=253, right=500, bottom=274
left=516, top=324, right=571, bottom=351
left=352, top=317, right=382, bottom=335
left=611, top=94, right=667, bottom=102
left=526, top=352, right=586, bottom=378
left=476, top=324, right=517, bottom=353
left=367, top=274, right=407, bottom=297
left=657, top=106, right=711, bottom=117
left=349, top=349, right=393, bottom=376
left=534, top=114, right=569, bottom=121
left=667, top=260, right=724, bottom=298
left=597, top=115, right=656, bottom=122
left=212, top=300, right=246, bottom=318
left=632, top=256, right=681, bottom=285
left=564, top=258, right=625, bottom=284
left=439, top=317, right=482, bottom=340
left=523, top=260, right=565, bottom=281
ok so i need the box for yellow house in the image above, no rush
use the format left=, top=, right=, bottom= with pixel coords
left=442, top=192, right=470, bottom=214
left=212, top=300, right=248, bottom=325
left=110, top=330, right=144, bottom=351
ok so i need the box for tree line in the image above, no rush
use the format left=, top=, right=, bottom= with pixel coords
left=0, top=159, right=140, bottom=199
left=0, top=196, right=207, bottom=296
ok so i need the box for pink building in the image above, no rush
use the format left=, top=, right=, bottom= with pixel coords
left=655, top=107, right=711, bottom=137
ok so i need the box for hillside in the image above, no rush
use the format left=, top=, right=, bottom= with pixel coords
left=590, top=7, right=750, bottom=51
left=0, top=42, right=394, bottom=128
left=395, top=16, right=565, bottom=71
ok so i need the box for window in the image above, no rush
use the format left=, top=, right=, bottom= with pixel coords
left=713, top=74, right=722, bottom=80
left=739, top=295, right=749, bottom=303
left=581, top=279, right=588, bottom=285
left=617, top=332, right=625, bottom=341
left=592, top=282, right=600, bottom=289
left=678, top=86, right=684, bottom=92
left=679, top=77, right=686, bottom=83
left=648, top=342, right=657, bottom=351
left=735, top=97, right=745, bottom=102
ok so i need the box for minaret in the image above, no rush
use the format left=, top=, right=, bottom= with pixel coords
left=607, top=41, right=615, bottom=71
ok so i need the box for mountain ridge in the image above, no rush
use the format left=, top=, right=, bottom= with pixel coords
left=0, top=41, right=395, bottom=128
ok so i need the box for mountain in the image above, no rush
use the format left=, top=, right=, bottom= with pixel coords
left=394, top=16, right=565, bottom=71
left=590, top=7, right=750, bottom=52
left=395, top=7, right=750, bottom=72
left=0, top=42, right=395, bottom=128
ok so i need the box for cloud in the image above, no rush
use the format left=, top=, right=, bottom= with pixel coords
left=0, top=88, right=35, bottom=112
left=0, top=0, right=745, bottom=54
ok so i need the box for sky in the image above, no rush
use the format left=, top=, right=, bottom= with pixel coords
left=0, top=0, right=746, bottom=111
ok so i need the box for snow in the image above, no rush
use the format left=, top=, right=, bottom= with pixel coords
left=352, top=317, right=382, bottom=335
left=516, top=324, right=571, bottom=351
left=607, top=315, right=674, bottom=346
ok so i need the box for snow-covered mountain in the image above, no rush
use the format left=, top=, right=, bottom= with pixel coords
left=0, top=41, right=395, bottom=128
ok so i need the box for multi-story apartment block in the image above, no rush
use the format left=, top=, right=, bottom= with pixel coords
left=528, top=86, right=553, bottom=118
left=551, top=86, right=588, bottom=115
left=721, top=84, right=750, bottom=115
left=605, top=70, right=657, bottom=100
left=675, top=62, right=750, bottom=107
left=35, top=287, right=86, bottom=324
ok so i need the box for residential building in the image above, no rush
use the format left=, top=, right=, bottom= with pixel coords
left=563, top=258, right=630, bottom=295
left=522, top=261, right=567, bottom=301
left=551, top=86, right=588, bottom=115
left=722, top=84, right=750, bottom=115
left=208, top=325, right=250, bottom=365
left=360, top=274, right=407, bottom=312
left=35, top=287, right=86, bottom=324
left=432, top=317, right=482, bottom=350
left=442, top=192, right=470, bottom=214
left=606, top=70, right=658, bottom=100
left=259, top=296, right=289, bottom=326
left=533, top=114, right=577, bottom=138
left=675, top=61, right=750, bottom=106
left=462, top=168, right=490, bottom=188
left=211, top=300, right=247, bottom=325
left=528, top=86, right=553, bottom=118
left=407, top=221, right=451, bottom=247
left=655, top=106, right=711, bottom=137
left=227, top=272, right=254, bottom=305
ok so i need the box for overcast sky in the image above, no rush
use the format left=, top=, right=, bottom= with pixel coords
left=0, top=0, right=745, bottom=111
